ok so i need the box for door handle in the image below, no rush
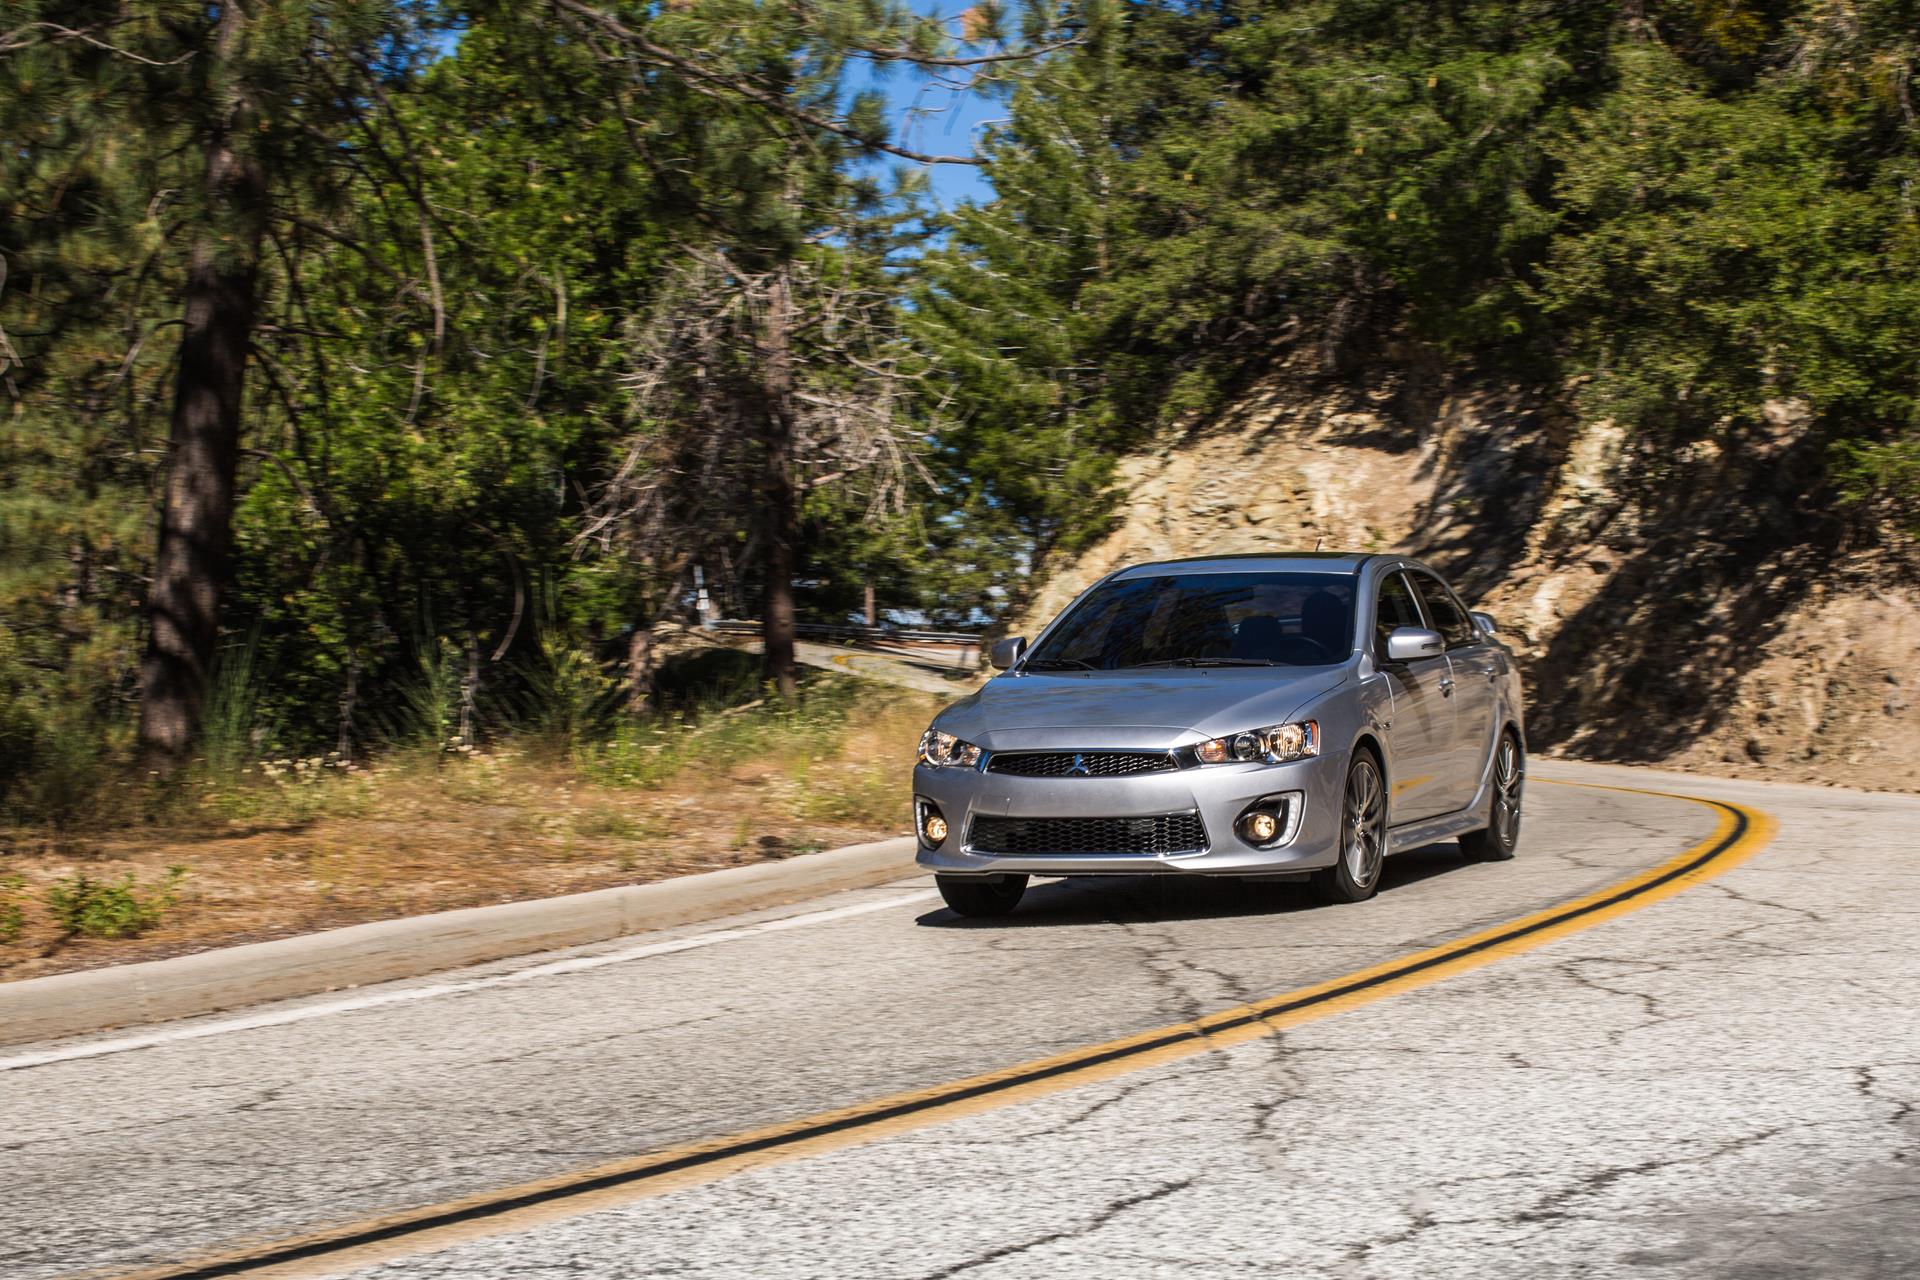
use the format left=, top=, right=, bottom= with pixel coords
left=1439, top=677, right=1455, bottom=696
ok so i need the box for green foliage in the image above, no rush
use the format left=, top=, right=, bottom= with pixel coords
left=198, top=635, right=268, bottom=782
left=0, top=622, right=119, bottom=824
left=1836, top=437, right=1920, bottom=531
left=915, top=0, right=1920, bottom=560
left=519, top=631, right=619, bottom=748
left=390, top=637, right=464, bottom=750
left=0, top=631, right=43, bottom=805
left=0, top=876, right=25, bottom=945
left=4, top=0, right=1917, bottom=816
left=1537, top=43, right=1920, bottom=455
left=577, top=667, right=866, bottom=791
left=45, top=866, right=188, bottom=940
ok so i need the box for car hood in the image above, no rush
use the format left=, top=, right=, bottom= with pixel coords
left=933, top=665, right=1353, bottom=751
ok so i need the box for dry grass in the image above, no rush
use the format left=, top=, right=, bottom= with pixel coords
left=0, top=676, right=940, bottom=982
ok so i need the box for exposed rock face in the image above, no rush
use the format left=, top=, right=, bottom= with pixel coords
left=1011, top=375, right=1918, bottom=791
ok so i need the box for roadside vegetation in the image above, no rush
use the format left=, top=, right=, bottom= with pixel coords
left=0, top=647, right=942, bottom=980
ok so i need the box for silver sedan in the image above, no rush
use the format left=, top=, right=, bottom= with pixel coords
left=913, top=553, right=1526, bottom=916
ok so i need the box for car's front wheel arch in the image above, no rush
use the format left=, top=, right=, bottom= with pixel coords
left=1311, top=744, right=1389, bottom=904
left=1350, top=732, right=1388, bottom=814
left=1461, top=729, right=1524, bottom=862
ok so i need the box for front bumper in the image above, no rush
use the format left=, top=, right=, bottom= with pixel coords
left=913, top=751, right=1348, bottom=877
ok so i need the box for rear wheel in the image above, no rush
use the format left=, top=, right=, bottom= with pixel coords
left=936, top=873, right=1029, bottom=918
left=1460, top=733, right=1523, bottom=862
left=1311, top=752, right=1386, bottom=904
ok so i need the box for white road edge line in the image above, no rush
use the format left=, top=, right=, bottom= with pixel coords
left=0, top=889, right=940, bottom=1073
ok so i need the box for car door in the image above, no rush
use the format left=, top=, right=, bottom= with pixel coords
left=1409, top=570, right=1496, bottom=812
left=1371, top=569, right=1456, bottom=823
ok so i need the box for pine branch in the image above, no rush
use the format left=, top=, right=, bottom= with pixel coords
left=0, top=21, right=194, bottom=66
left=547, top=0, right=986, bottom=166
left=848, top=35, right=1082, bottom=69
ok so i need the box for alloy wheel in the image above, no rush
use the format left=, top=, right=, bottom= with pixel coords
left=1343, top=757, right=1385, bottom=887
left=1491, top=737, right=1523, bottom=846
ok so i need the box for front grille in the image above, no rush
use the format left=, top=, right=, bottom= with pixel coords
left=987, top=751, right=1177, bottom=778
left=968, top=813, right=1208, bottom=856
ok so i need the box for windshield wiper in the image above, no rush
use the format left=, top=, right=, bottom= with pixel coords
left=1022, top=656, right=1098, bottom=671
left=1130, top=657, right=1279, bottom=668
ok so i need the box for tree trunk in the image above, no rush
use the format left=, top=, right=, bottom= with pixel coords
left=864, top=579, right=876, bottom=630
left=758, top=267, right=799, bottom=700
left=626, top=624, right=654, bottom=714
left=137, top=3, right=266, bottom=768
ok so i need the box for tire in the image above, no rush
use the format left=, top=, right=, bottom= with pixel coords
left=1460, top=732, right=1523, bottom=862
left=936, top=873, right=1029, bottom=918
left=1311, top=750, right=1387, bottom=905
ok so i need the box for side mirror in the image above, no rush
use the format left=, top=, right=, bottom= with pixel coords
left=1385, top=626, right=1445, bottom=663
left=1471, top=611, right=1498, bottom=635
left=989, top=636, right=1027, bottom=670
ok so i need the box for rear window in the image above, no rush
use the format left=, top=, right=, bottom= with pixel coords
left=1025, top=572, right=1357, bottom=670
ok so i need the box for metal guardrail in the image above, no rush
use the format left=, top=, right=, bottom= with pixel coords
left=709, top=619, right=982, bottom=647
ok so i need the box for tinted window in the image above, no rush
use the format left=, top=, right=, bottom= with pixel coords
left=1374, top=572, right=1425, bottom=654
left=1412, top=573, right=1475, bottom=649
left=1028, top=572, right=1356, bottom=669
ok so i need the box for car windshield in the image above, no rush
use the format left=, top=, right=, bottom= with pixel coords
left=1024, top=571, right=1357, bottom=670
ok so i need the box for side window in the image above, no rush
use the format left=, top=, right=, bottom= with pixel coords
left=1412, top=574, right=1475, bottom=649
left=1373, top=572, right=1425, bottom=654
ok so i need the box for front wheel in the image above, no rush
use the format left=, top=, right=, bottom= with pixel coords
left=1311, top=752, right=1386, bottom=905
left=936, top=873, right=1029, bottom=918
left=1460, top=733, right=1523, bottom=862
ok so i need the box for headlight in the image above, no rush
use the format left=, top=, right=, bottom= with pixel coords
left=919, top=728, right=983, bottom=769
left=1195, top=720, right=1318, bottom=765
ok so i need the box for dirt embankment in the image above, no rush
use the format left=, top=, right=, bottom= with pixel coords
left=1011, top=368, right=1920, bottom=792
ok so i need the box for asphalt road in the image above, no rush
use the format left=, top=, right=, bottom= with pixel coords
left=4, top=760, right=1916, bottom=1279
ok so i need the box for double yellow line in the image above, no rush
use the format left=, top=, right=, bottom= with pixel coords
left=104, top=781, right=1775, bottom=1280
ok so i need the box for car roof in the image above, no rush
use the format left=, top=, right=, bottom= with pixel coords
left=1109, top=552, right=1376, bottom=579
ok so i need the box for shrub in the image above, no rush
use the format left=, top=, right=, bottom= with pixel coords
left=198, top=634, right=267, bottom=782
left=0, top=674, right=36, bottom=806
left=519, top=632, right=618, bottom=747
left=45, top=866, right=187, bottom=939
left=0, top=874, right=25, bottom=945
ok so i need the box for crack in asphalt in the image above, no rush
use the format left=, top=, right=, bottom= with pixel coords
left=464, top=1012, right=736, bottom=1070
left=913, top=1178, right=1197, bottom=1279
left=1343, top=1194, right=1440, bottom=1266
left=0, top=1103, right=235, bottom=1154
left=1038, top=1073, right=1171, bottom=1135
left=1552, top=955, right=1692, bottom=1048
left=1852, top=1064, right=1918, bottom=1128
left=1708, top=879, right=1830, bottom=926
left=1511, top=1125, right=1792, bottom=1224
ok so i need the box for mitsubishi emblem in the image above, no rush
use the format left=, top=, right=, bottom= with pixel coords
left=1069, top=753, right=1090, bottom=776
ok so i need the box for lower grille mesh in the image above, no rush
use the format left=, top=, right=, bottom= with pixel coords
left=968, top=813, right=1207, bottom=856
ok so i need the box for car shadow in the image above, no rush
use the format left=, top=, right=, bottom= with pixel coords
left=914, top=842, right=1480, bottom=928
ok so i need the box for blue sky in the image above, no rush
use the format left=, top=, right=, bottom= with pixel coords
left=859, top=3, right=1002, bottom=210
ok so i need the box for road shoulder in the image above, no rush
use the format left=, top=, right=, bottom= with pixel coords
left=0, top=835, right=916, bottom=1046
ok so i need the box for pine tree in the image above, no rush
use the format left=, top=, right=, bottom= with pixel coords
left=910, top=2, right=1130, bottom=608
left=2, top=2, right=436, bottom=767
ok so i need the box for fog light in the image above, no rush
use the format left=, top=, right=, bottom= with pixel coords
left=1242, top=811, right=1279, bottom=843
left=923, top=813, right=949, bottom=844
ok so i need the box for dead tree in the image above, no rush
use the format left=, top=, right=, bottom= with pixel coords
left=578, top=253, right=937, bottom=698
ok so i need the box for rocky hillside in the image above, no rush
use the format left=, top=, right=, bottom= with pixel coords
left=1011, top=367, right=1920, bottom=792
